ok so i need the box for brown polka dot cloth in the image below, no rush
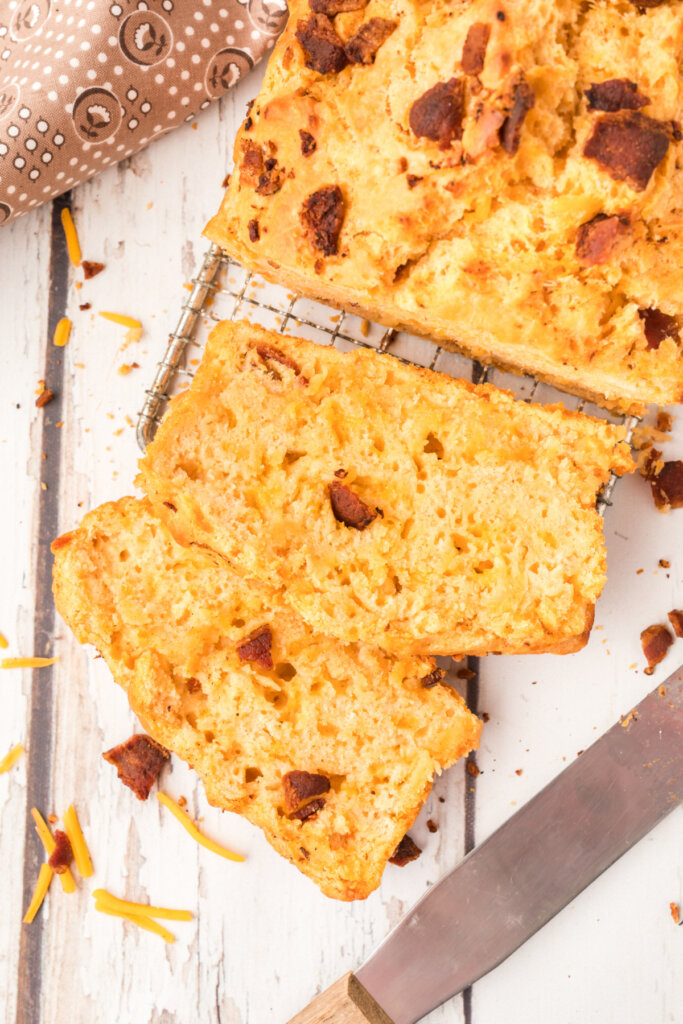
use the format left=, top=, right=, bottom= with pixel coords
left=0, top=0, right=288, bottom=226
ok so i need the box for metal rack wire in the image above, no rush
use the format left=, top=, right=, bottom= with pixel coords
left=137, top=242, right=639, bottom=514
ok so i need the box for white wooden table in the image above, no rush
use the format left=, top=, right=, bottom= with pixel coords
left=1, top=65, right=681, bottom=1024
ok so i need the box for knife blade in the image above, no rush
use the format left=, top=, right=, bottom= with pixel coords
left=288, top=667, right=683, bottom=1024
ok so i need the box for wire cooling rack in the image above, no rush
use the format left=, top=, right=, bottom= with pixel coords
left=137, top=242, right=639, bottom=513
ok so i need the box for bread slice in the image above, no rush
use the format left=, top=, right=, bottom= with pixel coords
left=52, top=497, right=480, bottom=900
left=205, top=0, right=683, bottom=412
left=138, top=320, right=633, bottom=656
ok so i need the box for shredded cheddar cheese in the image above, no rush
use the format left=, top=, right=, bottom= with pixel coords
left=99, top=312, right=142, bottom=329
left=60, top=208, right=81, bottom=267
left=93, top=901, right=175, bottom=943
left=63, top=805, right=93, bottom=878
left=1, top=657, right=58, bottom=669
left=0, top=631, right=8, bottom=649
left=93, top=889, right=192, bottom=921
left=53, top=317, right=72, bottom=348
left=0, top=743, right=24, bottom=774
left=156, top=792, right=244, bottom=863
left=23, top=863, right=54, bottom=924
left=30, top=808, right=77, bottom=894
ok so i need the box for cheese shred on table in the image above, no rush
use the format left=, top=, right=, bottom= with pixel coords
left=63, top=804, right=93, bottom=878
left=93, top=888, right=192, bottom=921
left=156, top=792, right=244, bottom=863
left=30, top=808, right=77, bottom=894
left=60, top=208, right=81, bottom=267
left=98, top=312, right=142, bottom=329
left=93, top=898, right=176, bottom=943
left=0, top=631, right=8, bottom=649
left=0, top=743, right=24, bottom=774
left=53, top=317, right=72, bottom=349
left=23, top=863, right=54, bottom=924
left=1, top=657, right=58, bottom=668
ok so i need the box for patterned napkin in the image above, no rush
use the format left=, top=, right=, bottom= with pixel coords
left=0, top=0, right=288, bottom=226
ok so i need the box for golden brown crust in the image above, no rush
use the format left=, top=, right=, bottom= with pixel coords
left=52, top=497, right=480, bottom=901
left=205, top=0, right=683, bottom=411
left=138, top=319, right=633, bottom=657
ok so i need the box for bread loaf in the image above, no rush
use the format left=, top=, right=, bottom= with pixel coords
left=206, top=0, right=683, bottom=411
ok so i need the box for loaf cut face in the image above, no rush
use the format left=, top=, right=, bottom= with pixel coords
left=206, top=0, right=683, bottom=411
left=139, top=320, right=633, bottom=656
left=52, top=498, right=480, bottom=900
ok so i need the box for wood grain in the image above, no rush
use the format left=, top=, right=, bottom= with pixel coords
left=287, top=973, right=394, bottom=1024
left=1, top=62, right=682, bottom=1024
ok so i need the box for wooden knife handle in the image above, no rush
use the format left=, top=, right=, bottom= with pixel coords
left=287, top=972, right=395, bottom=1024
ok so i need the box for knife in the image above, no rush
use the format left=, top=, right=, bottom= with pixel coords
left=287, top=667, right=683, bottom=1024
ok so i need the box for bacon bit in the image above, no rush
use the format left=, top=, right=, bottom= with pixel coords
left=255, top=344, right=304, bottom=381
left=177, top=795, right=187, bottom=808
left=659, top=559, right=670, bottom=569
left=102, top=734, right=170, bottom=800
left=426, top=819, right=438, bottom=833
left=79, top=302, right=92, bottom=311
left=638, top=307, right=680, bottom=350
left=345, top=18, right=396, bottom=64
left=237, top=625, right=274, bottom=670
left=60, top=207, right=81, bottom=266
left=248, top=218, right=260, bottom=242
left=1, top=656, right=58, bottom=668
left=640, top=623, right=674, bottom=674
left=481, top=711, right=490, bottom=722
left=389, top=834, right=421, bottom=866
left=99, top=312, right=142, bottom=329
left=466, top=760, right=480, bottom=777
left=48, top=830, right=74, bottom=874
left=329, top=480, right=379, bottom=529
left=409, top=78, right=465, bottom=146
left=299, top=130, right=317, bottom=156
left=575, top=213, right=629, bottom=266
left=500, top=74, right=535, bottom=155
left=296, top=14, right=349, bottom=75
left=585, top=79, right=650, bottom=113
left=456, top=667, right=476, bottom=680
left=461, top=22, right=490, bottom=75
left=406, top=174, right=423, bottom=189
left=162, top=501, right=177, bottom=512
left=35, top=389, right=54, bottom=409
left=0, top=743, right=23, bottom=774
left=671, top=902, right=681, bottom=925
left=239, top=139, right=264, bottom=187
left=515, top=768, right=523, bottom=776
left=656, top=411, right=673, bottom=433
left=648, top=459, right=683, bottom=511
left=283, top=770, right=330, bottom=814
left=334, top=468, right=348, bottom=478
left=31, top=807, right=76, bottom=893
left=82, top=260, right=105, bottom=279
left=301, top=184, right=345, bottom=256
left=186, top=677, right=201, bottom=693
left=667, top=610, right=683, bottom=638
left=47, top=813, right=58, bottom=824
left=309, top=0, right=368, bottom=11
left=421, top=667, right=445, bottom=688
left=583, top=111, right=670, bottom=191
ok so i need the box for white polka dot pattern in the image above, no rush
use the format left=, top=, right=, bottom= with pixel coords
left=0, top=0, right=287, bottom=225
